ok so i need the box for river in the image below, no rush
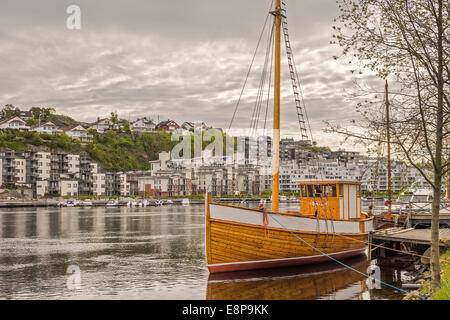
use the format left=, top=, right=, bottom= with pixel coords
left=0, top=204, right=408, bottom=300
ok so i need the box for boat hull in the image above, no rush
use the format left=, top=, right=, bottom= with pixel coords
left=207, top=255, right=368, bottom=300
left=208, top=247, right=365, bottom=273
left=206, top=201, right=372, bottom=273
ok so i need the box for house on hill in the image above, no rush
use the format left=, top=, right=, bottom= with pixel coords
left=88, top=118, right=111, bottom=133
left=62, top=125, right=93, bottom=142
left=131, top=117, right=156, bottom=133
left=156, top=120, right=179, bottom=132
left=88, top=117, right=128, bottom=133
left=0, top=117, right=30, bottom=131
left=30, top=122, right=62, bottom=135
left=19, top=110, right=33, bottom=120
left=181, top=121, right=207, bottom=131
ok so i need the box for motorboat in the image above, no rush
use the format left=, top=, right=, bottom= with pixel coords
left=66, top=199, right=80, bottom=207
left=105, top=199, right=119, bottom=208
left=82, top=199, right=93, bottom=207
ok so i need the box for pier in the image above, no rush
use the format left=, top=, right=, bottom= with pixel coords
left=369, top=227, right=450, bottom=262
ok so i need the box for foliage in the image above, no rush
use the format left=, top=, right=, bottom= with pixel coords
left=431, top=250, right=450, bottom=300
left=0, top=104, right=21, bottom=120
left=26, top=118, right=37, bottom=127
left=332, top=0, right=448, bottom=292
left=0, top=130, right=178, bottom=172
left=419, top=250, right=450, bottom=300
left=48, top=114, right=79, bottom=127
left=29, top=107, right=55, bottom=122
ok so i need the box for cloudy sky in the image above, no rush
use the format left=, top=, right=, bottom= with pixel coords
left=0, top=0, right=378, bottom=150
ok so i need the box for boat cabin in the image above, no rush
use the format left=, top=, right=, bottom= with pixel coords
left=297, top=180, right=362, bottom=220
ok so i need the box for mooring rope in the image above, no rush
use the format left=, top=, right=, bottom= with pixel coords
left=276, top=211, right=450, bottom=264
left=266, top=211, right=427, bottom=300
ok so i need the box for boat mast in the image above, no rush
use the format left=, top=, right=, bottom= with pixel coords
left=385, top=80, right=392, bottom=213
left=271, top=0, right=282, bottom=212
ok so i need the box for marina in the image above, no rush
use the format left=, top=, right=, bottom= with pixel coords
left=0, top=204, right=412, bottom=300
left=0, top=0, right=447, bottom=304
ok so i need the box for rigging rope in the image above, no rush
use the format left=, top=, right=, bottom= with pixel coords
left=228, top=0, right=275, bottom=132
left=249, top=20, right=275, bottom=137
left=266, top=211, right=426, bottom=300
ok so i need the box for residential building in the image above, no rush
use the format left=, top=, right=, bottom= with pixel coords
left=156, top=120, right=179, bottom=132
left=131, top=117, right=156, bottom=133
left=19, top=110, right=33, bottom=120
left=62, top=125, right=93, bottom=142
left=93, top=173, right=106, bottom=196
left=60, top=179, right=79, bottom=197
left=0, top=117, right=30, bottom=131
left=88, top=118, right=112, bottom=133
left=30, top=122, right=62, bottom=135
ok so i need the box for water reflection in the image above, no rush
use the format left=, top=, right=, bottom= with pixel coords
left=0, top=206, right=208, bottom=300
left=207, top=255, right=368, bottom=300
left=0, top=205, right=405, bottom=300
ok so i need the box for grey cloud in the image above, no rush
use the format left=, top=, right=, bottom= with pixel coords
left=0, top=0, right=369, bottom=150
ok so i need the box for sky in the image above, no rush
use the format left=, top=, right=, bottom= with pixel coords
left=0, top=0, right=380, bottom=151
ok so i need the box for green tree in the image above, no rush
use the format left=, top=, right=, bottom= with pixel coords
left=1, top=104, right=21, bottom=120
left=26, top=118, right=37, bottom=127
left=123, top=122, right=131, bottom=134
left=110, top=112, right=119, bottom=124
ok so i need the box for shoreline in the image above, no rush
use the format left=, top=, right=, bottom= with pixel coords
left=0, top=197, right=303, bottom=208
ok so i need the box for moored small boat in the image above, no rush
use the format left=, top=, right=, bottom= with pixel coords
left=66, top=199, right=81, bottom=207
left=105, top=199, right=119, bottom=208
left=82, top=199, right=93, bottom=207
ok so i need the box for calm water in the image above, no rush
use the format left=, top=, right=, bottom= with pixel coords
left=0, top=204, right=406, bottom=300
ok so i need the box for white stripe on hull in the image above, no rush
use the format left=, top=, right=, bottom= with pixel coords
left=210, top=203, right=374, bottom=234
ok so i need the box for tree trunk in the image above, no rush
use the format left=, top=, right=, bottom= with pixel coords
left=431, top=171, right=442, bottom=292
left=431, top=0, right=444, bottom=293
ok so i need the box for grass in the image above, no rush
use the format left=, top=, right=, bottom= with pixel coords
left=418, top=249, right=450, bottom=300
left=430, top=250, right=450, bottom=300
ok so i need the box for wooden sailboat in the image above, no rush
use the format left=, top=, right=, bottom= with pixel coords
left=374, top=81, right=407, bottom=229
left=205, top=1, right=374, bottom=273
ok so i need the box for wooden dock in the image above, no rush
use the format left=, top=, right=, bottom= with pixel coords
left=368, top=227, right=450, bottom=262
left=407, top=211, right=450, bottom=228
left=372, top=228, right=450, bottom=246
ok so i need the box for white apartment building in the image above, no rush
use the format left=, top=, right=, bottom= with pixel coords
left=12, top=158, right=27, bottom=186
left=118, top=173, right=131, bottom=196
left=0, top=156, right=29, bottom=188
left=34, top=152, right=51, bottom=181
left=36, top=180, right=49, bottom=197
left=93, top=173, right=106, bottom=196
left=66, top=154, right=80, bottom=176
left=60, top=179, right=79, bottom=197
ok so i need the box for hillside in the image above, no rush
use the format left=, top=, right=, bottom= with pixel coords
left=48, top=114, right=80, bottom=127
left=0, top=130, right=177, bottom=172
